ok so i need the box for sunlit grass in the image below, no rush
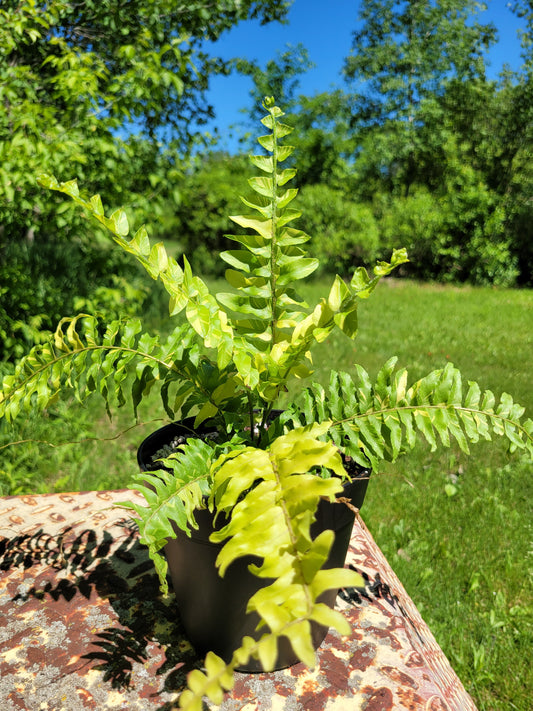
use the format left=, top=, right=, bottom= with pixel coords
left=302, top=278, right=532, bottom=711
left=1, top=278, right=531, bottom=709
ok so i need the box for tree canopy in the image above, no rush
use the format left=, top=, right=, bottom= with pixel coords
left=0, top=0, right=290, bottom=359
left=182, top=0, right=532, bottom=287
left=344, top=0, right=497, bottom=125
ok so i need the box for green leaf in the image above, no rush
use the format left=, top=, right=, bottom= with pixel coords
left=220, top=249, right=255, bottom=272
left=248, top=176, right=274, bottom=198
left=229, top=214, right=272, bottom=238
left=327, top=275, right=350, bottom=311
left=276, top=257, right=319, bottom=284
left=257, top=134, right=274, bottom=152
left=110, top=208, right=129, bottom=236
left=277, top=168, right=297, bottom=186
left=250, top=155, right=274, bottom=173
left=277, top=145, right=294, bottom=162
left=276, top=188, right=299, bottom=209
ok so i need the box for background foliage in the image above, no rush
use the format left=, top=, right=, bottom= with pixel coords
left=2, top=0, right=532, bottom=361
left=0, top=0, right=290, bottom=360
left=175, top=0, right=532, bottom=287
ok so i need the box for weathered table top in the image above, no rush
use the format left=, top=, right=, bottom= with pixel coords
left=0, top=490, right=477, bottom=710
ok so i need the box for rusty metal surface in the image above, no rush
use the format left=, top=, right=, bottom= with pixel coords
left=0, top=490, right=477, bottom=710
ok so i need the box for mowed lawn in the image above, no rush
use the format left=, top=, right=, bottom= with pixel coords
left=2, top=279, right=532, bottom=710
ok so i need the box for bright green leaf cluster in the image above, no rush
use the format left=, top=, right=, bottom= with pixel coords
left=0, top=314, right=237, bottom=426
left=282, top=358, right=533, bottom=470
left=176, top=426, right=364, bottom=708
left=211, top=427, right=362, bottom=663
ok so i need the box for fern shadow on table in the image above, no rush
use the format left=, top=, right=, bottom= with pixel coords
left=0, top=519, right=203, bottom=702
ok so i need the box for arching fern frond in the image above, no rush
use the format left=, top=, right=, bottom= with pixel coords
left=0, top=314, right=240, bottom=427
left=282, top=358, right=533, bottom=470
left=119, top=437, right=215, bottom=595
left=176, top=425, right=364, bottom=710
left=37, top=174, right=235, bottom=371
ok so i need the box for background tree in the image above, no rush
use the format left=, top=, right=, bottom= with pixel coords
left=343, top=0, right=497, bottom=192
left=499, top=0, right=533, bottom=283
left=238, top=45, right=355, bottom=189
left=0, top=0, right=290, bottom=360
left=340, top=0, right=530, bottom=285
left=236, top=43, right=313, bottom=126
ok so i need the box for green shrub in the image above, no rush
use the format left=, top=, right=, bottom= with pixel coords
left=376, top=184, right=519, bottom=286
left=297, top=184, right=380, bottom=275
left=0, top=238, right=148, bottom=361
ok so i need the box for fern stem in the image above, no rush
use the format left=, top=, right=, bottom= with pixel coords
left=0, top=417, right=167, bottom=452
left=269, top=112, right=279, bottom=348
left=259, top=402, right=274, bottom=443
left=247, top=392, right=256, bottom=444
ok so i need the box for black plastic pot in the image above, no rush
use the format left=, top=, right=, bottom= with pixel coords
left=137, top=419, right=371, bottom=671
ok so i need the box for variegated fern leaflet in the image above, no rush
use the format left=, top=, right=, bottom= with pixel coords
left=0, top=314, right=243, bottom=428
left=281, top=358, right=533, bottom=469
left=176, top=425, right=364, bottom=711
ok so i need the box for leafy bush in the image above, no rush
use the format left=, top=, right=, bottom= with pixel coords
left=0, top=237, right=147, bottom=361
left=283, top=184, right=380, bottom=276
left=376, top=183, right=519, bottom=286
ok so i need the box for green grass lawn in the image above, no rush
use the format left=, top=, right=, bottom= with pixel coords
left=1, top=278, right=532, bottom=709
left=309, top=279, right=533, bottom=711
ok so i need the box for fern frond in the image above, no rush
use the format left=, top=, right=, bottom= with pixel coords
left=119, top=438, right=214, bottom=594
left=283, top=360, right=533, bottom=470
left=214, top=100, right=408, bottom=403
left=37, top=174, right=235, bottom=370
left=176, top=425, right=364, bottom=710
left=0, top=314, right=238, bottom=426
left=218, top=100, right=316, bottom=352
left=211, top=425, right=362, bottom=656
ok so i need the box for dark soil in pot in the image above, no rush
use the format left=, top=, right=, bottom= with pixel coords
left=137, top=418, right=371, bottom=672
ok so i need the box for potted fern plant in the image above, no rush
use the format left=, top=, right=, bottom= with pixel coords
left=1, top=98, right=531, bottom=710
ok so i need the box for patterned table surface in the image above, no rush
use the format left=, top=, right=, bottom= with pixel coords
left=0, top=490, right=477, bottom=711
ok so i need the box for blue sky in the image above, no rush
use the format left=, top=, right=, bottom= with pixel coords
left=203, top=0, right=525, bottom=149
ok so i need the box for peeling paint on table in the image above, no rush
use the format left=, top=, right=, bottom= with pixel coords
left=0, top=490, right=477, bottom=710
